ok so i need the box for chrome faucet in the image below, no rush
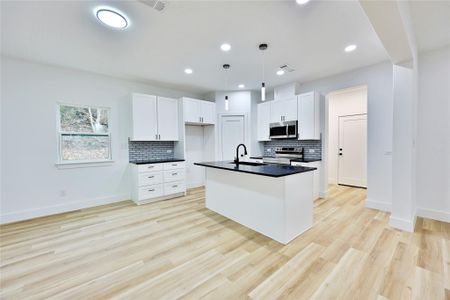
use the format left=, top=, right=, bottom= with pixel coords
left=234, top=144, right=248, bottom=164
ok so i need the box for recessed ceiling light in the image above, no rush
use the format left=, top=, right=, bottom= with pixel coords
left=95, top=8, right=128, bottom=29
left=220, top=43, right=231, bottom=52
left=238, top=84, right=245, bottom=89
left=184, top=68, right=193, bottom=74
left=276, top=70, right=285, bottom=76
left=296, top=0, right=310, bottom=4
left=345, top=44, right=357, bottom=52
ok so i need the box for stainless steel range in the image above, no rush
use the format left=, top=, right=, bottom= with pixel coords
left=263, top=147, right=304, bottom=165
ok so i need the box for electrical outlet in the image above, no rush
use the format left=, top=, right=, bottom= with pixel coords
left=167, top=149, right=173, bottom=153
left=309, top=149, right=315, bottom=153
left=267, top=148, right=272, bottom=152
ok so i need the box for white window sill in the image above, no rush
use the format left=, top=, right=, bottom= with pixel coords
left=55, top=160, right=114, bottom=169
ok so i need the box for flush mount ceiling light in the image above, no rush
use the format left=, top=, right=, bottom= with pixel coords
left=184, top=68, right=193, bottom=74
left=95, top=8, right=128, bottom=29
left=296, top=0, right=310, bottom=4
left=238, top=84, right=245, bottom=89
left=220, top=43, right=231, bottom=52
left=345, top=44, right=357, bottom=52
left=276, top=69, right=285, bottom=76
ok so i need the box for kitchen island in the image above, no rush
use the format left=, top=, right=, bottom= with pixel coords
left=194, top=161, right=316, bottom=244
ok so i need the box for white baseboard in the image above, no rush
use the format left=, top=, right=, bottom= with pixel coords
left=0, top=193, right=130, bottom=225
left=366, top=199, right=392, bottom=212
left=416, top=207, right=450, bottom=223
left=389, top=215, right=416, bottom=232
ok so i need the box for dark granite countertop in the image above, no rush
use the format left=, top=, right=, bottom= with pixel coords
left=194, top=161, right=316, bottom=178
left=130, top=159, right=185, bottom=165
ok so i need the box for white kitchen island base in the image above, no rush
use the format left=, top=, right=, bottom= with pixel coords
left=205, top=168, right=313, bottom=244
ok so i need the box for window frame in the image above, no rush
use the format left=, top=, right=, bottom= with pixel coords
left=56, top=102, right=113, bottom=165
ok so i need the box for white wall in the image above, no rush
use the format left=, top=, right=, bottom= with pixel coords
left=185, top=125, right=205, bottom=188
left=0, top=56, right=201, bottom=223
left=416, top=46, right=450, bottom=222
left=327, top=86, right=368, bottom=184
left=298, top=62, right=393, bottom=210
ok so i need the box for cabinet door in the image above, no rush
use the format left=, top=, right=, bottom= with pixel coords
left=131, top=94, right=158, bottom=141
left=283, top=97, right=298, bottom=121
left=200, top=101, right=216, bottom=124
left=270, top=98, right=298, bottom=122
left=157, top=97, right=179, bottom=141
left=257, top=102, right=271, bottom=141
left=183, top=98, right=201, bottom=123
left=298, top=92, right=320, bottom=140
left=270, top=101, right=284, bottom=123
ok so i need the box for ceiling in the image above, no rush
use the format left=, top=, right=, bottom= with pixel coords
left=1, top=1, right=448, bottom=94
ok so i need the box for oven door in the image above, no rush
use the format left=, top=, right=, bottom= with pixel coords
left=270, top=124, right=288, bottom=139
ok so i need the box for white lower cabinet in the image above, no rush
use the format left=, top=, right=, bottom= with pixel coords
left=131, top=161, right=186, bottom=205
left=291, top=161, right=321, bottom=200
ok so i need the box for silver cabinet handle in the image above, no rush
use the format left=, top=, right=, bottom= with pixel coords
left=172, top=163, right=177, bottom=166
left=147, top=165, right=154, bottom=169
left=148, top=189, right=155, bottom=192
left=172, top=185, right=178, bottom=188
left=172, top=173, right=178, bottom=176
left=148, top=176, right=154, bottom=178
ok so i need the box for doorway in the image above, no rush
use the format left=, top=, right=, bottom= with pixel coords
left=220, top=115, right=245, bottom=160
left=338, top=114, right=367, bottom=187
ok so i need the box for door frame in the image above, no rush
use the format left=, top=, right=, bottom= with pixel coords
left=337, top=113, right=368, bottom=188
left=323, top=85, right=368, bottom=197
left=217, top=113, right=248, bottom=161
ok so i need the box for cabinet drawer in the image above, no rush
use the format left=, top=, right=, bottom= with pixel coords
left=164, top=181, right=185, bottom=195
left=138, top=171, right=163, bottom=187
left=163, top=161, right=185, bottom=170
left=137, top=164, right=163, bottom=173
left=163, top=169, right=185, bottom=182
left=138, top=184, right=163, bottom=200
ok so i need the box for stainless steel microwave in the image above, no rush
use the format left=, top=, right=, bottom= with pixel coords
left=269, top=121, right=298, bottom=139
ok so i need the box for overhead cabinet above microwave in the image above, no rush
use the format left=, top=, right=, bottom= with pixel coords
left=130, top=93, right=179, bottom=141
left=182, top=97, right=216, bottom=125
left=270, top=97, right=298, bottom=123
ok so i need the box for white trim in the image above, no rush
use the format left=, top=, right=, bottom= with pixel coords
left=55, top=160, right=114, bottom=169
left=0, top=193, right=130, bottom=225
left=416, top=207, right=450, bottom=223
left=389, top=215, right=416, bottom=232
left=366, top=199, right=392, bottom=212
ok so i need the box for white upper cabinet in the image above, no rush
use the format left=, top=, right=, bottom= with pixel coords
left=183, top=98, right=202, bottom=123
left=183, top=98, right=216, bottom=125
left=297, top=91, right=320, bottom=140
left=200, top=101, right=216, bottom=124
left=130, top=93, right=179, bottom=141
left=257, top=102, right=271, bottom=141
left=157, top=97, right=179, bottom=141
left=131, top=94, right=158, bottom=141
left=270, top=97, right=298, bottom=123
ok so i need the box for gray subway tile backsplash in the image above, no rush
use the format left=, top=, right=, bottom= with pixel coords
left=129, top=141, right=175, bottom=162
left=263, top=139, right=322, bottom=160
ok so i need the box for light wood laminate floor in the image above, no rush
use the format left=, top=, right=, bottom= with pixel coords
left=1, top=185, right=449, bottom=299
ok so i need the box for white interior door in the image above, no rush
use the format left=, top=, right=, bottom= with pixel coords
left=221, top=115, right=245, bottom=160
left=338, top=114, right=367, bottom=187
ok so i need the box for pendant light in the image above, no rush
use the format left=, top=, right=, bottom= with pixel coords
left=259, top=43, right=268, bottom=101
left=223, top=64, right=230, bottom=111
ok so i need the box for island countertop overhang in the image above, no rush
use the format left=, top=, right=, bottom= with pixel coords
left=194, top=161, right=316, bottom=178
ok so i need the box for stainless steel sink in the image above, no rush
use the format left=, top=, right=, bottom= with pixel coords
left=229, top=161, right=267, bottom=166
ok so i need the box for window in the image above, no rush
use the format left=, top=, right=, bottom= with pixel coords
left=57, top=104, right=111, bottom=163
